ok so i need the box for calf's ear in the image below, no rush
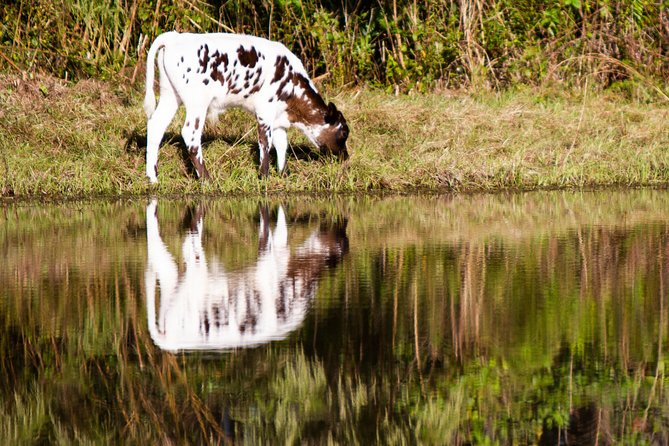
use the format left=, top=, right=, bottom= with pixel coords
left=325, top=101, right=339, bottom=124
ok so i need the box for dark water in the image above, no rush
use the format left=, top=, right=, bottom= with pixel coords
left=2, top=190, right=669, bottom=445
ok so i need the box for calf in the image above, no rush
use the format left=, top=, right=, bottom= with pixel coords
left=143, top=31, right=349, bottom=182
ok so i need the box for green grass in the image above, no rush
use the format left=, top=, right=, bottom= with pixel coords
left=1, top=73, right=669, bottom=198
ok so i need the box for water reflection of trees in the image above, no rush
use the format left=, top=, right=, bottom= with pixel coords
left=0, top=191, right=668, bottom=444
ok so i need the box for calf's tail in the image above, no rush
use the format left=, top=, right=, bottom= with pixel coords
left=144, top=32, right=176, bottom=118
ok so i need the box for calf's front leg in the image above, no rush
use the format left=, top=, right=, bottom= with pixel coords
left=257, top=118, right=273, bottom=177
left=273, top=128, right=288, bottom=175
left=146, top=93, right=179, bottom=183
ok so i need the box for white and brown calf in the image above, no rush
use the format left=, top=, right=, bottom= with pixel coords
left=144, top=31, right=349, bottom=182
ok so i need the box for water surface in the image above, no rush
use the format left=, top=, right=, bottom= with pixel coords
left=1, top=190, right=669, bottom=444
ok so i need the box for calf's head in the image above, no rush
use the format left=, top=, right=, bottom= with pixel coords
left=317, top=102, right=349, bottom=161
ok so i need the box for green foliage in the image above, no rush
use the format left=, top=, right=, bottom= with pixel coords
left=1, top=0, right=668, bottom=90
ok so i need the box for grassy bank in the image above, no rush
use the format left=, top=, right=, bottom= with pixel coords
left=1, top=73, right=668, bottom=198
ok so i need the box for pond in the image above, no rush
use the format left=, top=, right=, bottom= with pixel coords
left=1, top=190, right=668, bottom=444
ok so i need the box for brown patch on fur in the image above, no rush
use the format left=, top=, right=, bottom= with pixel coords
left=225, top=70, right=242, bottom=94
left=257, top=122, right=272, bottom=176
left=237, top=45, right=259, bottom=68
left=209, top=50, right=230, bottom=87
left=276, top=78, right=291, bottom=101
left=189, top=146, right=210, bottom=179
left=197, top=44, right=210, bottom=73
left=210, top=51, right=229, bottom=72
left=271, top=55, right=289, bottom=84
left=315, top=126, right=340, bottom=154
left=195, top=118, right=200, bottom=130
left=211, top=69, right=224, bottom=86
left=248, top=83, right=262, bottom=95
left=246, top=67, right=264, bottom=95
left=279, top=73, right=325, bottom=125
left=252, top=68, right=263, bottom=86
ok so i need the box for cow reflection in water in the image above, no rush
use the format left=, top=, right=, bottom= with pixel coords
left=145, top=200, right=348, bottom=351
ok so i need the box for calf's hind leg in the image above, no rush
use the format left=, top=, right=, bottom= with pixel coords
left=146, top=92, right=179, bottom=183
left=181, top=107, right=210, bottom=180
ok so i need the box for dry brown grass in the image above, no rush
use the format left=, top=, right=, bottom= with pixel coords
left=1, top=74, right=669, bottom=198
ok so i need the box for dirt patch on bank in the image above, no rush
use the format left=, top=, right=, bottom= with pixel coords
left=0, top=73, right=136, bottom=113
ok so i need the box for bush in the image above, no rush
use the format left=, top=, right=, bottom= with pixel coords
left=1, top=0, right=667, bottom=91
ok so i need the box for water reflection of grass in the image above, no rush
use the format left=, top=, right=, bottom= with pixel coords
left=1, top=192, right=668, bottom=443
left=268, top=351, right=328, bottom=443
